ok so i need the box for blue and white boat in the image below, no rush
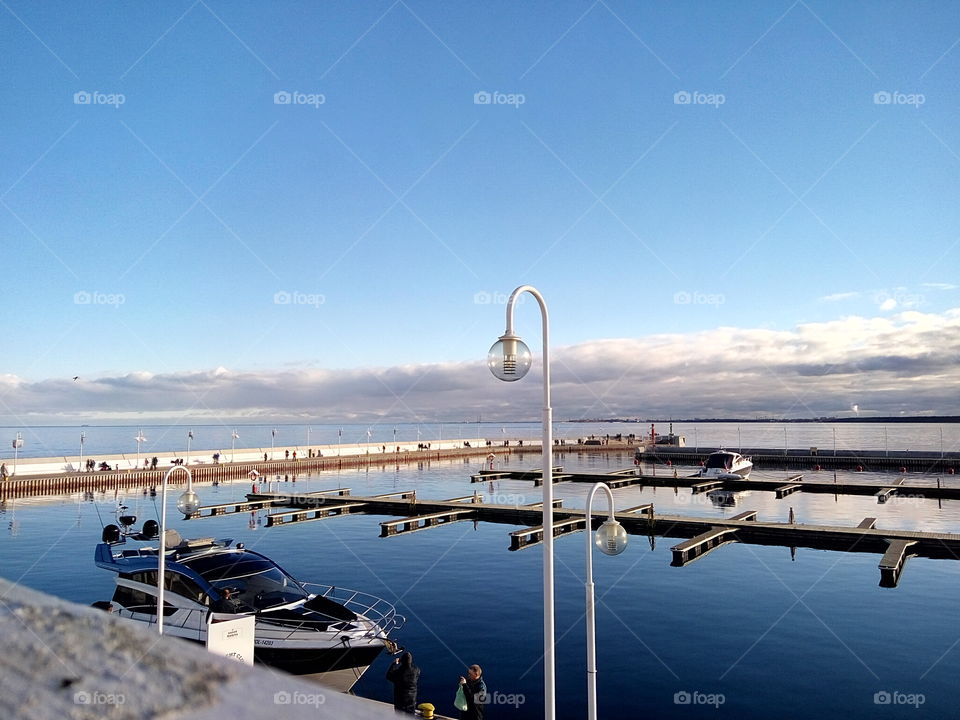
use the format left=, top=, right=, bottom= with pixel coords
left=95, top=527, right=403, bottom=691
left=699, top=450, right=753, bottom=480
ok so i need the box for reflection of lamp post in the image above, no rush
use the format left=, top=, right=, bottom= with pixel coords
left=135, top=429, right=147, bottom=470
left=156, top=465, right=200, bottom=635
left=12, top=433, right=23, bottom=476
left=232, top=430, right=239, bottom=463
left=80, top=432, right=86, bottom=472
left=584, top=482, right=628, bottom=720
left=487, top=284, right=553, bottom=720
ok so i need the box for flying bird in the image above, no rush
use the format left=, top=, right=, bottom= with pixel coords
left=72, top=376, right=79, bottom=381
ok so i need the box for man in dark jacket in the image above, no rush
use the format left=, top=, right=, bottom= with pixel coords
left=459, top=664, right=486, bottom=720
left=386, top=652, right=420, bottom=713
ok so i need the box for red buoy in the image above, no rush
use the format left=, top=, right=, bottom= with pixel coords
left=948, top=468, right=955, bottom=475
left=666, top=460, right=672, bottom=466
left=899, top=467, right=907, bottom=473
left=813, top=465, right=821, bottom=471
left=856, top=465, right=863, bottom=472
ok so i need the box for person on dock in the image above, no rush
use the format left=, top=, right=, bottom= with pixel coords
left=151, top=457, right=158, bottom=470
left=386, top=651, right=420, bottom=714
left=458, top=664, right=486, bottom=719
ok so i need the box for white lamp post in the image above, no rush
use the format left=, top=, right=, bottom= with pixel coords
left=584, top=482, right=628, bottom=720
left=232, top=430, right=239, bottom=463
left=187, top=429, right=194, bottom=466
left=12, top=433, right=23, bottom=476
left=80, top=432, right=85, bottom=472
left=135, top=429, right=147, bottom=470
left=487, top=284, right=553, bottom=720
left=306, top=426, right=311, bottom=449
left=271, top=428, right=276, bottom=460
left=156, top=465, right=201, bottom=635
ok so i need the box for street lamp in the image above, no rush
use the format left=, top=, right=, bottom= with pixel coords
left=11, top=433, right=23, bottom=476
left=271, top=428, right=276, bottom=460
left=487, top=284, right=552, bottom=720
left=135, top=429, right=147, bottom=470
left=187, top=429, right=194, bottom=466
left=232, top=430, right=239, bottom=463
left=80, top=432, right=86, bottom=472
left=155, top=465, right=201, bottom=635
left=584, top=482, right=628, bottom=720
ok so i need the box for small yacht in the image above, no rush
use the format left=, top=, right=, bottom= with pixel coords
left=95, top=524, right=403, bottom=691
left=699, top=450, right=753, bottom=480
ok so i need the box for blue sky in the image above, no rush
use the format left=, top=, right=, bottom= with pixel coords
left=2, top=1, right=959, bottom=421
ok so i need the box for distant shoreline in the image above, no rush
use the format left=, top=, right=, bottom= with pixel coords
left=568, top=416, right=960, bottom=424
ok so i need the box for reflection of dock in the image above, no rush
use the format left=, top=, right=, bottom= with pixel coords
left=183, top=481, right=960, bottom=588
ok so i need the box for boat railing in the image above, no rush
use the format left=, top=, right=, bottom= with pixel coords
left=268, top=583, right=405, bottom=640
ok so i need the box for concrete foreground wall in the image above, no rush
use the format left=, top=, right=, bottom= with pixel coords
left=0, top=577, right=397, bottom=720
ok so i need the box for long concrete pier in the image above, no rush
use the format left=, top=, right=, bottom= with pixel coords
left=649, top=445, right=960, bottom=472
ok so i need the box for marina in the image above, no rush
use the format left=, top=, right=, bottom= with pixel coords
left=2, top=423, right=960, bottom=718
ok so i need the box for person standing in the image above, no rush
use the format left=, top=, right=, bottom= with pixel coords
left=458, top=664, right=486, bottom=719
left=386, top=651, right=420, bottom=714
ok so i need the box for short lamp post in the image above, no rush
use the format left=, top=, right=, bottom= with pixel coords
left=12, top=433, right=23, bottom=476
left=487, top=284, right=553, bottom=720
left=584, top=482, right=628, bottom=720
left=135, top=429, right=147, bottom=470
left=156, top=465, right=201, bottom=635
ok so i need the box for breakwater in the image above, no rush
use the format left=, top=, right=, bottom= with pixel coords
left=0, top=441, right=645, bottom=500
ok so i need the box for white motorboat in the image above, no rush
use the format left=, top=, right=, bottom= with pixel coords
left=699, top=450, right=753, bottom=480
left=95, top=523, right=403, bottom=691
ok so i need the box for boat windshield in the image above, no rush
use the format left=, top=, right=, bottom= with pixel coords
left=705, top=453, right=734, bottom=470
left=182, top=552, right=308, bottom=610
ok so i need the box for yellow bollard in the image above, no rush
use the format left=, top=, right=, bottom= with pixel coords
left=417, top=702, right=435, bottom=718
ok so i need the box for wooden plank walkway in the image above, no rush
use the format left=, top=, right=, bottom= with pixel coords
left=878, top=540, right=917, bottom=587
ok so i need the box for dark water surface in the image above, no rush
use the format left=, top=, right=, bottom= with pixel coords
left=1, top=448, right=958, bottom=719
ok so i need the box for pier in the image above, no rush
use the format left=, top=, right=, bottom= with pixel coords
left=649, top=445, right=960, bottom=472
left=182, top=480, right=960, bottom=587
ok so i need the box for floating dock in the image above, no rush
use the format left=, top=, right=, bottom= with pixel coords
left=182, top=480, right=960, bottom=587
left=649, top=445, right=960, bottom=472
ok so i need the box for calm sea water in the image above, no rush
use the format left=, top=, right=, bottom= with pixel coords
left=1, top=424, right=959, bottom=719
left=2, top=420, right=958, bottom=459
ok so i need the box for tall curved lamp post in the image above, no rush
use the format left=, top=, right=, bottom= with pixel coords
left=487, top=284, right=552, bottom=720
left=156, top=465, right=201, bottom=635
left=231, top=430, right=239, bottom=463
left=79, top=432, right=85, bottom=473
left=585, top=482, right=628, bottom=720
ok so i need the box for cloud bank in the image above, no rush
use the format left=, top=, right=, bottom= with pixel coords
left=1, top=310, right=958, bottom=423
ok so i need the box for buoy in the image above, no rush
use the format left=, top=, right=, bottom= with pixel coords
left=856, top=465, right=863, bottom=472
left=813, top=465, right=821, bottom=471
left=948, top=468, right=955, bottom=475
left=899, top=467, right=906, bottom=473
left=666, top=460, right=672, bottom=466
left=634, top=458, right=639, bottom=465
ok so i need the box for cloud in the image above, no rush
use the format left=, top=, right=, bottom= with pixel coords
left=1, top=309, right=958, bottom=422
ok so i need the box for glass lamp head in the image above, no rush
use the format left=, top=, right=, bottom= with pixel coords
left=176, top=489, right=201, bottom=515
left=488, top=334, right=532, bottom=382
left=595, top=520, right=628, bottom=556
